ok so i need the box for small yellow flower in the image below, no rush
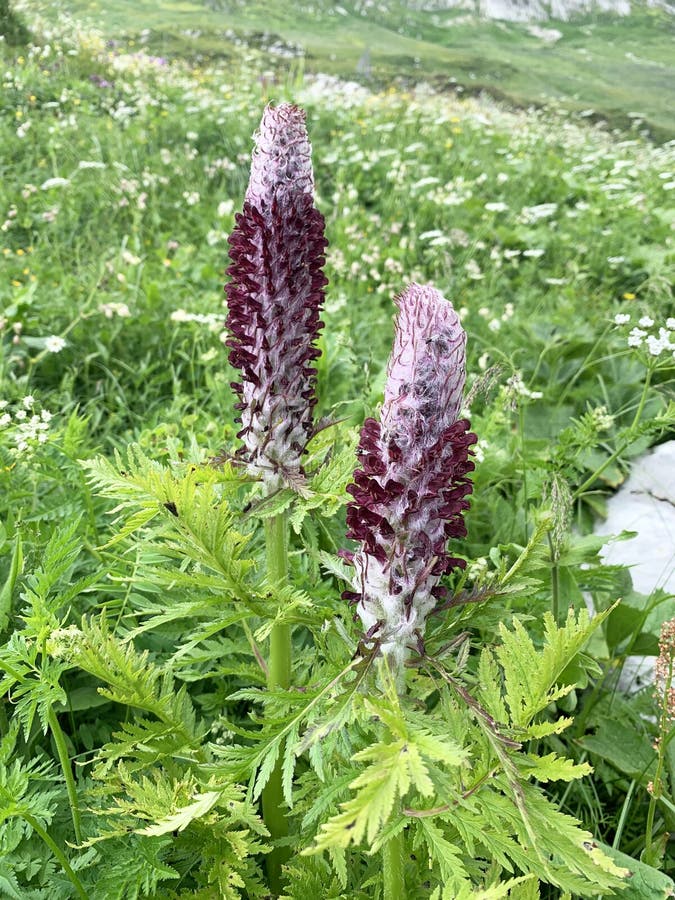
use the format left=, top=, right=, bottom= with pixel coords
left=16, top=249, right=24, bottom=256
left=11, top=280, right=22, bottom=287
left=622, top=292, right=636, bottom=300
left=445, top=139, right=453, bottom=149
left=162, top=258, right=172, bottom=267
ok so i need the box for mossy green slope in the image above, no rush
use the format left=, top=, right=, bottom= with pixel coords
left=25, top=0, right=675, bottom=139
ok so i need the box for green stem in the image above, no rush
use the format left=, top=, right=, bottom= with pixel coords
left=21, top=812, right=88, bottom=899
left=613, top=779, right=636, bottom=851
left=518, top=403, right=529, bottom=543
left=383, top=828, right=406, bottom=900
left=631, top=364, right=652, bottom=431
left=573, top=439, right=629, bottom=501
left=48, top=706, right=82, bottom=844
left=262, top=513, right=291, bottom=896
left=547, top=533, right=560, bottom=626
left=378, top=695, right=406, bottom=900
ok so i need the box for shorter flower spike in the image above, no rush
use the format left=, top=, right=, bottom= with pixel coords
left=342, top=284, right=476, bottom=671
left=225, top=103, right=328, bottom=491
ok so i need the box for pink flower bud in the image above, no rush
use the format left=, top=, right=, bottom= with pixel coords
left=225, top=104, right=327, bottom=490
left=342, top=284, right=476, bottom=670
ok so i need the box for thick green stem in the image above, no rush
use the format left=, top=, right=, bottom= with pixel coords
left=547, top=533, right=560, bottom=626
left=518, top=403, right=529, bottom=544
left=383, top=828, right=406, bottom=900
left=262, top=513, right=291, bottom=896
left=48, top=706, right=82, bottom=844
left=21, top=812, right=88, bottom=899
left=379, top=703, right=406, bottom=900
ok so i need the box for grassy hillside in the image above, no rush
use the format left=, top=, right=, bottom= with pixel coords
left=18, top=0, right=675, bottom=140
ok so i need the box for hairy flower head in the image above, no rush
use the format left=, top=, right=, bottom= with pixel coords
left=342, top=284, right=476, bottom=670
left=225, top=104, right=327, bottom=491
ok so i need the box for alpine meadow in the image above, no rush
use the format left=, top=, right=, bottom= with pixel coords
left=0, top=0, right=674, bottom=897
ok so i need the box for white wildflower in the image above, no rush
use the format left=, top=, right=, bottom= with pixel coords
left=467, top=556, right=489, bottom=582
left=41, top=177, right=70, bottom=190
left=217, top=199, right=234, bottom=217
left=591, top=406, right=615, bottom=431
left=99, top=302, right=131, bottom=318
left=45, top=335, right=66, bottom=353
left=627, top=327, right=646, bottom=347
left=506, top=372, right=542, bottom=400
left=465, top=259, right=483, bottom=280
left=182, top=191, right=200, bottom=206
left=473, top=440, right=489, bottom=464
left=519, top=203, right=557, bottom=223
left=121, top=249, right=141, bottom=265
left=646, top=335, right=667, bottom=357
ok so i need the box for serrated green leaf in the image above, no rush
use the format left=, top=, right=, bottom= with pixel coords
left=597, top=843, right=674, bottom=898
left=518, top=752, right=592, bottom=783
left=418, top=818, right=469, bottom=888
left=139, top=790, right=221, bottom=836
left=497, top=605, right=616, bottom=728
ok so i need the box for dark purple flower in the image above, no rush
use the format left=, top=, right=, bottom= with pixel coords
left=225, top=104, right=328, bottom=490
left=342, top=284, right=476, bottom=669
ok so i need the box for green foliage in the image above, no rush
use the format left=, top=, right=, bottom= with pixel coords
left=495, top=606, right=614, bottom=731
left=0, top=0, right=29, bottom=46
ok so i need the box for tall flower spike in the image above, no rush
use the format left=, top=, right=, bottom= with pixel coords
left=225, top=103, right=328, bottom=491
left=342, top=283, right=477, bottom=672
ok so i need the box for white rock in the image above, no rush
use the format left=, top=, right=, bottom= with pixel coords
left=594, top=441, right=675, bottom=693
left=596, top=441, right=675, bottom=596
